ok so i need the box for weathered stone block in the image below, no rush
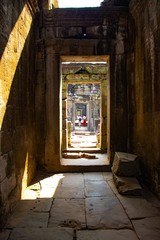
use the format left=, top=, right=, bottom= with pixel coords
left=112, top=152, right=141, bottom=177
left=113, top=173, right=142, bottom=196
left=1, top=174, right=17, bottom=202
left=0, top=130, right=13, bottom=154
left=0, top=154, right=7, bottom=182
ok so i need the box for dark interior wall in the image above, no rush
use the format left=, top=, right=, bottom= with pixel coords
left=129, top=0, right=160, bottom=197
left=0, top=0, right=38, bottom=226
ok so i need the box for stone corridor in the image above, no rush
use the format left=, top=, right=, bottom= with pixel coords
left=1, top=1, right=160, bottom=238
left=1, top=172, right=160, bottom=240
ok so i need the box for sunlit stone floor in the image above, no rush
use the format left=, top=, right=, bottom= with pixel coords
left=1, top=172, right=160, bottom=240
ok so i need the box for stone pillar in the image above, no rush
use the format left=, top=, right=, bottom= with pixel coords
left=101, top=79, right=108, bottom=151
left=62, top=80, right=67, bottom=151
left=68, top=121, right=71, bottom=146
left=72, top=101, right=75, bottom=131
left=35, top=41, right=45, bottom=165
left=62, top=99, right=67, bottom=151
left=45, top=46, right=61, bottom=170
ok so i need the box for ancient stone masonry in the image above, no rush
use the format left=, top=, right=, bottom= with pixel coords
left=129, top=0, right=160, bottom=198
left=35, top=3, right=132, bottom=171
left=0, top=0, right=38, bottom=227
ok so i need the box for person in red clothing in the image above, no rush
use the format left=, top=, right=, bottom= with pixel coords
left=83, top=116, right=87, bottom=126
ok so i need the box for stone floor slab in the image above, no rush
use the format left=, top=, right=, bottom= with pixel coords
left=86, top=196, right=132, bottom=229
left=85, top=181, right=114, bottom=197
left=49, top=198, right=86, bottom=229
left=107, top=179, right=119, bottom=194
left=84, top=172, right=104, bottom=182
left=61, top=173, right=84, bottom=187
left=6, top=212, right=49, bottom=228
left=132, top=217, right=160, bottom=240
left=9, top=227, right=73, bottom=240
left=103, top=172, right=113, bottom=181
left=54, top=186, right=84, bottom=198
left=77, top=229, right=139, bottom=240
left=117, top=195, right=160, bottom=219
left=15, top=198, right=53, bottom=212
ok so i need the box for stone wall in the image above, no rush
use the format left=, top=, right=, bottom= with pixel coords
left=129, top=0, right=160, bottom=197
left=0, top=0, right=38, bottom=226
left=35, top=5, right=131, bottom=170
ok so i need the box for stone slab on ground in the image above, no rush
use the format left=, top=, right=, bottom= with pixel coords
left=117, top=195, right=160, bottom=219
left=77, top=229, right=139, bottom=240
left=54, top=186, right=84, bottom=198
left=86, top=196, right=132, bottom=229
left=85, top=181, right=114, bottom=197
left=112, top=152, right=141, bottom=177
left=49, top=198, right=86, bottom=229
left=84, top=172, right=104, bottom=181
left=6, top=212, right=49, bottom=228
left=9, top=227, right=73, bottom=240
left=14, top=198, right=53, bottom=212
left=113, top=174, right=142, bottom=196
left=103, top=172, right=113, bottom=181
left=61, top=173, right=84, bottom=187
left=132, top=217, right=160, bottom=240
left=107, top=179, right=119, bottom=194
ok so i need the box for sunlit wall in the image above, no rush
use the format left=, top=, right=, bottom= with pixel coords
left=0, top=0, right=37, bottom=226
left=0, top=4, right=33, bottom=128
left=58, top=0, right=103, bottom=8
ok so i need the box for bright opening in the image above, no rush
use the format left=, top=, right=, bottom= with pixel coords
left=58, top=0, right=103, bottom=8
left=67, top=83, right=101, bottom=149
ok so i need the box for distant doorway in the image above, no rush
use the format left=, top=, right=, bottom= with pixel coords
left=67, top=83, right=101, bottom=149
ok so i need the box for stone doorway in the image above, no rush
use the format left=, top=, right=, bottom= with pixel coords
left=67, top=83, right=101, bottom=150
left=61, top=56, right=109, bottom=166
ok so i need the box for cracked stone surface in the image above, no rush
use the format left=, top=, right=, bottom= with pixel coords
left=84, top=172, right=104, bottom=181
left=77, top=229, right=139, bottom=240
left=48, top=198, right=86, bottom=229
left=85, top=181, right=114, bottom=197
left=9, top=228, right=73, bottom=240
left=86, top=196, right=132, bottom=229
left=117, top=195, right=160, bottom=219
left=61, top=173, right=84, bottom=187
left=14, top=198, right=53, bottom=212
left=6, top=212, right=49, bottom=228
left=1, top=172, right=160, bottom=240
left=54, top=186, right=85, bottom=198
left=132, top=217, right=160, bottom=240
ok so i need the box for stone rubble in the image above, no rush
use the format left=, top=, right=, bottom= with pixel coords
left=112, top=152, right=142, bottom=196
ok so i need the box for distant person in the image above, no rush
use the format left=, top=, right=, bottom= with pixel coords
left=78, top=117, right=81, bottom=127
left=83, top=116, right=87, bottom=126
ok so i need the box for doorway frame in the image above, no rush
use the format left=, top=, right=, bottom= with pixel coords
left=60, top=55, right=110, bottom=157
